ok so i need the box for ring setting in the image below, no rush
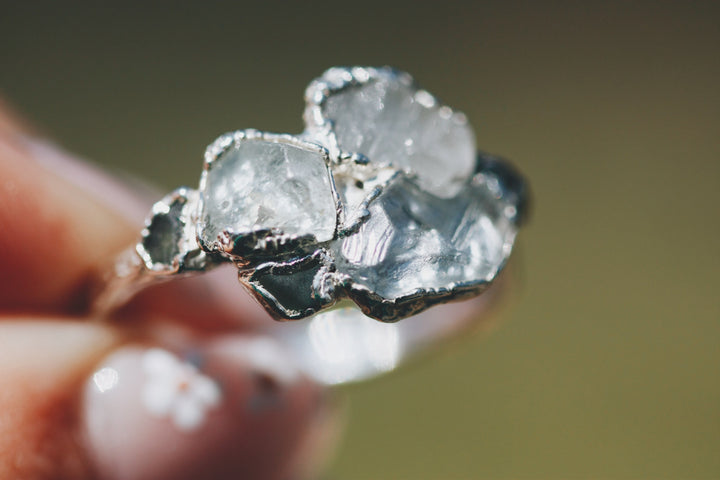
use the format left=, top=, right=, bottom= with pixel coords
left=100, top=66, right=528, bottom=324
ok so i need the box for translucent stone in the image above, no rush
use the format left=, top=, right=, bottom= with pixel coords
left=245, top=251, right=336, bottom=320
left=320, top=72, right=476, bottom=197
left=199, top=137, right=337, bottom=255
left=336, top=175, right=516, bottom=311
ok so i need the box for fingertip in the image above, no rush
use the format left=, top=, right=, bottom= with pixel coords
left=82, top=333, right=333, bottom=480
left=0, top=320, right=121, bottom=480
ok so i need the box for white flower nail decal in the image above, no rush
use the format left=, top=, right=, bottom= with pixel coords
left=141, top=348, right=222, bottom=432
left=238, top=337, right=301, bottom=385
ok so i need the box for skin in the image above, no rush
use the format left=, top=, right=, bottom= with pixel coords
left=0, top=102, right=336, bottom=480
left=0, top=101, right=500, bottom=480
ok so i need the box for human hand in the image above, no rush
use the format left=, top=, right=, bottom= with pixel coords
left=0, top=100, right=504, bottom=480
left=0, top=102, right=338, bottom=480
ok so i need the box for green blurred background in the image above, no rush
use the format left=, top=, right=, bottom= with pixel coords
left=2, top=1, right=718, bottom=478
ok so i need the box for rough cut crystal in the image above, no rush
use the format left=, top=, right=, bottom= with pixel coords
left=199, top=137, right=337, bottom=255
left=337, top=174, right=515, bottom=307
left=319, top=70, right=476, bottom=197
left=138, top=188, right=210, bottom=274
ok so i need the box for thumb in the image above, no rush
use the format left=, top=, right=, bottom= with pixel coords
left=0, top=320, right=119, bottom=479
left=0, top=319, right=340, bottom=480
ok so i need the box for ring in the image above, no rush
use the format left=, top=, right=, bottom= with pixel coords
left=94, top=66, right=528, bottom=382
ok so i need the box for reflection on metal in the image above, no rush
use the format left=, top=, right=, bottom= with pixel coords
left=278, top=307, right=402, bottom=385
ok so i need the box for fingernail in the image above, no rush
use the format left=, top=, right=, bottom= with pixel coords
left=82, top=337, right=322, bottom=480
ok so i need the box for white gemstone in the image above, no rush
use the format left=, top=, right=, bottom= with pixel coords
left=200, top=137, right=337, bottom=251
left=320, top=73, right=476, bottom=197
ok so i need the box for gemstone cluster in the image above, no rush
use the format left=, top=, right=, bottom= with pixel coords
left=136, top=66, right=527, bottom=322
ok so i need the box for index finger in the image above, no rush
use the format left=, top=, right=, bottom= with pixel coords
left=0, top=126, right=136, bottom=312
left=0, top=105, right=267, bottom=328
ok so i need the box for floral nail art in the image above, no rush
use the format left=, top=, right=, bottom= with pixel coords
left=141, top=348, right=221, bottom=431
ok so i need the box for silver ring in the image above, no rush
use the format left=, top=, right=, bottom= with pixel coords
left=94, top=66, right=528, bottom=384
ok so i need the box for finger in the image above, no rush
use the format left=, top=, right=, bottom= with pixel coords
left=0, top=105, right=267, bottom=328
left=0, top=130, right=138, bottom=312
left=0, top=320, right=119, bottom=480
left=0, top=319, right=337, bottom=480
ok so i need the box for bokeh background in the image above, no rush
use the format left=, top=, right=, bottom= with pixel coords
left=2, top=1, right=718, bottom=478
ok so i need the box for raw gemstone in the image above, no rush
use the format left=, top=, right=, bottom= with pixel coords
left=337, top=174, right=517, bottom=313
left=138, top=188, right=210, bottom=273
left=199, top=136, right=337, bottom=256
left=141, top=196, right=187, bottom=269
left=320, top=71, right=476, bottom=197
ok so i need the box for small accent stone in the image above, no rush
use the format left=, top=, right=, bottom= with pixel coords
left=137, top=188, right=208, bottom=274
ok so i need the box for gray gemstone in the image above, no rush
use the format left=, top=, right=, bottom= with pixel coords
left=336, top=174, right=516, bottom=314
left=137, top=188, right=210, bottom=274
left=199, top=134, right=337, bottom=258
left=244, top=250, right=336, bottom=320
left=318, top=69, right=476, bottom=198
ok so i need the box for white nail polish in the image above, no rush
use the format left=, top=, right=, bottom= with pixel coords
left=82, top=343, right=321, bottom=480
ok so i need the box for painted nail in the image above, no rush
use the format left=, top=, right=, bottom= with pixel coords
left=82, top=337, right=323, bottom=480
